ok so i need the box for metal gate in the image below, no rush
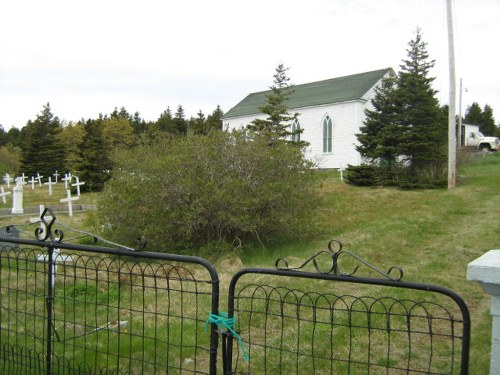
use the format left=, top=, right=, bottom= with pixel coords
left=0, top=210, right=470, bottom=374
left=224, top=240, right=470, bottom=375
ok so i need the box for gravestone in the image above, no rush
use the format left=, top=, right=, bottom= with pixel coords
left=3, top=173, right=13, bottom=188
left=36, top=173, right=43, bottom=187
left=61, top=173, right=72, bottom=189
left=60, top=189, right=79, bottom=217
left=71, top=176, right=85, bottom=197
left=0, top=187, right=11, bottom=204
left=0, top=226, right=20, bottom=251
left=12, top=177, right=24, bottom=214
left=44, top=177, right=56, bottom=196
left=28, top=176, right=36, bottom=190
left=53, top=170, right=60, bottom=183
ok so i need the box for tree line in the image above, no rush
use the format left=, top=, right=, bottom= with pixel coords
left=0, top=104, right=225, bottom=189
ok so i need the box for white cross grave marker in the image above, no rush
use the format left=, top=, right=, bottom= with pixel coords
left=61, top=173, right=72, bottom=189
left=28, top=176, right=37, bottom=190
left=53, top=170, right=59, bottom=183
left=339, top=163, right=345, bottom=182
left=0, top=187, right=11, bottom=204
left=71, top=176, right=85, bottom=197
left=20, top=173, right=27, bottom=185
left=3, top=173, right=13, bottom=188
left=60, top=189, right=79, bottom=217
left=36, top=173, right=43, bottom=187
left=44, top=177, right=56, bottom=195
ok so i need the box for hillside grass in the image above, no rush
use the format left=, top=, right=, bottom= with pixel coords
left=239, top=152, right=499, bottom=374
left=0, top=152, right=498, bottom=373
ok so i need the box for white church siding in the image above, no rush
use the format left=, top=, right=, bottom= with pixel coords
left=222, top=68, right=393, bottom=169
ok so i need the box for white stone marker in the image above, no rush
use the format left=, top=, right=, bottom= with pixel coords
left=0, top=187, right=11, bottom=204
left=12, top=177, right=24, bottom=214
left=339, top=163, right=345, bottom=182
left=53, top=170, right=60, bottom=183
left=44, top=177, right=56, bottom=195
left=28, top=176, right=36, bottom=190
left=468, top=249, right=500, bottom=375
left=60, top=188, right=79, bottom=217
left=36, top=173, right=43, bottom=187
left=3, top=173, right=13, bottom=188
left=71, top=176, right=85, bottom=197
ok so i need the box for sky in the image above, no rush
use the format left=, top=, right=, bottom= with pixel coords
left=1, top=0, right=499, bottom=130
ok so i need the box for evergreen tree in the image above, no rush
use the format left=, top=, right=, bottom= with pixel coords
left=356, top=71, right=400, bottom=183
left=464, top=102, right=497, bottom=136
left=352, top=30, right=447, bottom=187
left=247, top=63, right=304, bottom=146
left=396, top=29, right=446, bottom=181
left=156, top=107, right=175, bottom=133
left=464, top=102, right=483, bottom=125
left=172, top=104, right=187, bottom=134
left=480, top=105, right=496, bottom=136
left=77, top=118, right=113, bottom=191
left=206, top=105, right=224, bottom=132
left=20, top=103, right=67, bottom=176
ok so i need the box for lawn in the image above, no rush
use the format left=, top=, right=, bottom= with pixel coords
left=0, top=152, right=498, bottom=374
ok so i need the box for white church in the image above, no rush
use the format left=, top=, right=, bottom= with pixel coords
left=222, top=68, right=393, bottom=169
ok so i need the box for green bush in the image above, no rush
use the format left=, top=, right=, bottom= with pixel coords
left=95, top=131, right=322, bottom=254
left=345, top=164, right=380, bottom=186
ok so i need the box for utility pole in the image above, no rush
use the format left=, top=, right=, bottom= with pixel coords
left=458, top=78, right=463, bottom=148
left=447, top=0, right=457, bottom=189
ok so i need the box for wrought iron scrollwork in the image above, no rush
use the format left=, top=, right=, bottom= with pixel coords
left=275, top=239, right=404, bottom=281
left=35, top=207, right=63, bottom=243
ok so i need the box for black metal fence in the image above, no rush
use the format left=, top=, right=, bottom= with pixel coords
left=0, top=210, right=470, bottom=374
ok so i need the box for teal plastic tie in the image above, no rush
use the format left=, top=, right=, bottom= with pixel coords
left=205, top=312, right=249, bottom=362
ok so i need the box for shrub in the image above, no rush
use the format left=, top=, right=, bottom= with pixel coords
left=95, top=131, right=321, bottom=254
left=345, top=164, right=380, bottom=186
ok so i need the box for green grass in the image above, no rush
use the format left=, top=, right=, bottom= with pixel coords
left=1, top=153, right=499, bottom=373
left=237, top=152, right=500, bottom=374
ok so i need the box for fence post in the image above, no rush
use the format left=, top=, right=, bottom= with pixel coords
left=45, top=245, right=55, bottom=375
left=467, top=249, right=500, bottom=375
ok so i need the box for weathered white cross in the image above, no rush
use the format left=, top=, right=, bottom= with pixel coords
left=60, top=189, right=79, bottom=217
left=0, top=186, right=11, bottom=204
left=71, top=176, right=85, bottom=197
left=61, top=173, right=72, bottom=189
left=53, top=170, right=60, bottom=183
left=44, top=177, right=57, bottom=195
left=28, top=176, right=37, bottom=190
left=3, top=173, right=13, bottom=188
left=36, top=173, right=43, bottom=187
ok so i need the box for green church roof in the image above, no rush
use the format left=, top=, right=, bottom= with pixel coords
left=223, top=68, right=392, bottom=119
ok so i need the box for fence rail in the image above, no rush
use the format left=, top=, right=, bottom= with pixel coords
left=0, top=209, right=470, bottom=374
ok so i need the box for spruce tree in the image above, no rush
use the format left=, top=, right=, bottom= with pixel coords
left=77, top=118, right=113, bottom=191
left=464, top=102, right=483, bottom=125
left=395, top=29, right=447, bottom=184
left=247, top=63, right=304, bottom=146
left=356, top=71, right=400, bottom=183
left=206, top=105, right=224, bottom=132
left=20, top=103, right=67, bottom=176
left=352, top=30, right=447, bottom=187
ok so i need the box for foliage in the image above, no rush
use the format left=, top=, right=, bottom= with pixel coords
left=247, top=63, right=304, bottom=147
left=0, top=145, right=21, bottom=176
left=96, top=131, right=321, bottom=254
left=77, top=118, right=113, bottom=192
left=344, top=164, right=380, bottom=186
left=352, top=29, right=447, bottom=188
left=19, top=103, right=67, bottom=177
left=464, top=102, right=497, bottom=136
left=59, top=122, right=85, bottom=172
